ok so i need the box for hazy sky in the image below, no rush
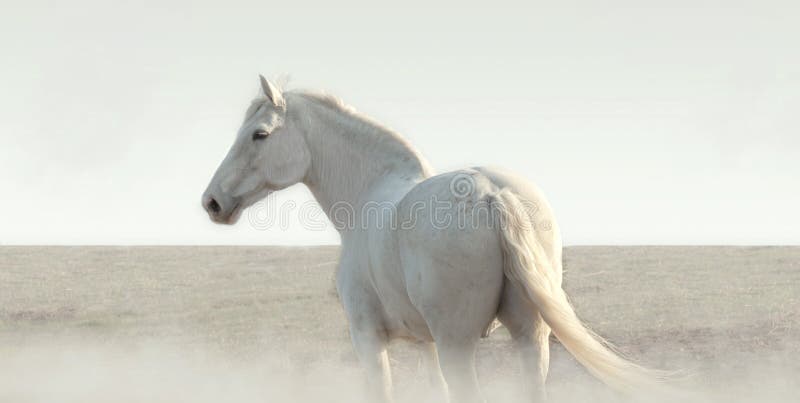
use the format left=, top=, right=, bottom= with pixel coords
left=1, top=0, right=798, bottom=245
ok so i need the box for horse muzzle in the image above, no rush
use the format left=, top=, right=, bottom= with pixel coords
left=202, top=192, right=241, bottom=225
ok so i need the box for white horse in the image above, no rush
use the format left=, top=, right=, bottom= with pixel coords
left=202, top=76, right=661, bottom=402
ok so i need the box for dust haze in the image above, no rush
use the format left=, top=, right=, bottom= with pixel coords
left=1, top=246, right=798, bottom=402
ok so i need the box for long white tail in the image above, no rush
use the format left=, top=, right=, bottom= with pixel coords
left=491, top=188, right=665, bottom=393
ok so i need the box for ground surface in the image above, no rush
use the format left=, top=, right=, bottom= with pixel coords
left=0, top=246, right=798, bottom=402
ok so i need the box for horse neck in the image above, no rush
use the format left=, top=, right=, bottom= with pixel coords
left=287, top=92, right=433, bottom=215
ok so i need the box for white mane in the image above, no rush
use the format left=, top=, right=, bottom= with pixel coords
left=286, top=90, right=434, bottom=178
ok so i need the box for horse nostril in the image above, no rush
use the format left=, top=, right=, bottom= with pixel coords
left=207, top=198, right=221, bottom=215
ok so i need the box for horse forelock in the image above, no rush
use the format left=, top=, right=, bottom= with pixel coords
left=244, top=98, right=270, bottom=120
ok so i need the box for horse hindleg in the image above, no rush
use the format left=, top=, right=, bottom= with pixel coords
left=435, top=339, right=484, bottom=403
left=419, top=342, right=448, bottom=400
left=498, top=279, right=551, bottom=403
left=407, top=259, right=501, bottom=403
left=350, top=326, right=393, bottom=403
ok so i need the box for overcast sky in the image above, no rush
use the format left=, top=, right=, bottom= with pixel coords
left=1, top=0, right=798, bottom=245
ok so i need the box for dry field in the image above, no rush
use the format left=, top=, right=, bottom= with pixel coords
left=0, top=246, right=798, bottom=402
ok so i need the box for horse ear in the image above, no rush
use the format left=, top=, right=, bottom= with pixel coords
left=259, top=75, right=285, bottom=108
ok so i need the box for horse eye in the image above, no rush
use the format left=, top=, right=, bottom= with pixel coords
left=252, top=130, right=269, bottom=141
